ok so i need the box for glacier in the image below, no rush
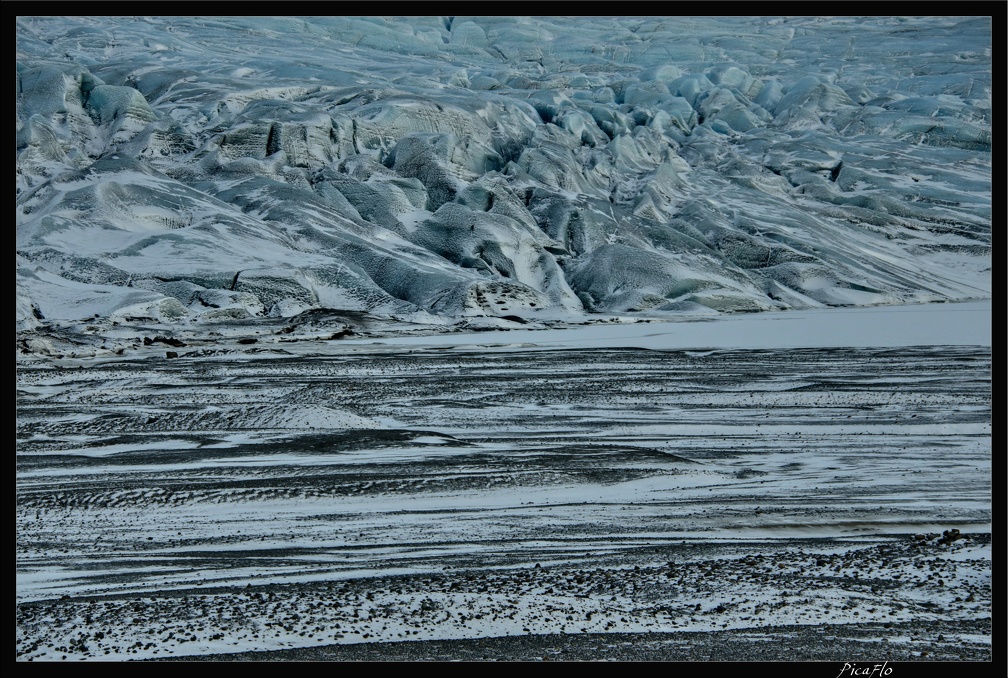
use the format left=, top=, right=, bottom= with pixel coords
left=15, top=16, right=992, bottom=347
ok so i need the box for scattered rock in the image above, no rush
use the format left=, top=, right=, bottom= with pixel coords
left=937, top=529, right=962, bottom=545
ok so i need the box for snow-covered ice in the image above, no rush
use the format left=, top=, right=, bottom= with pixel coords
left=16, top=16, right=991, bottom=336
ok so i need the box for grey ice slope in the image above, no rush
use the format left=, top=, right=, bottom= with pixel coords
left=16, top=16, right=992, bottom=330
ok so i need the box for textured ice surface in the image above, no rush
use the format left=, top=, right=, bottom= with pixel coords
left=16, top=16, right=991, bottom=337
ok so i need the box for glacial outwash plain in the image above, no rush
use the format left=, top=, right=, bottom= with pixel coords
left=16, top=16, right=991, bottom=662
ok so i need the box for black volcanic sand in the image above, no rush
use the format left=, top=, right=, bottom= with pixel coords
left=150, top=619, right=993, bottom=662
left=17, top=533, right=992, bottom=662
left=17, top=346, right=992, bottom=662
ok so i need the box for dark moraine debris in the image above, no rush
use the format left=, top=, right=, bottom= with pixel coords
left=145, top=336, right=187, bottom=347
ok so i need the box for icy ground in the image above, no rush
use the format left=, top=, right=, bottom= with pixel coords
left=16, top=16, right=991, bottom=340
left=15, top=303, right=992, bottom=661
left=15, top=14, right=993, bottom=662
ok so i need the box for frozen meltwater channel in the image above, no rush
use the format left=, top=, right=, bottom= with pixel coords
left=337, top=300, right=992, bottom=352
left=16, top=303, right=991, bottom=661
